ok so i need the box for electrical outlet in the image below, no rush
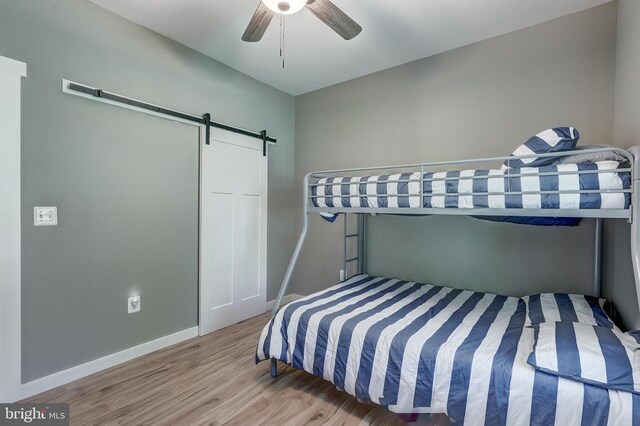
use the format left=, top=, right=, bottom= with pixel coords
left=339, top=270, right=345, bottom=281
left=34, top=207, right=58, bottom=226
left=128, top=295, right=141, bottom=314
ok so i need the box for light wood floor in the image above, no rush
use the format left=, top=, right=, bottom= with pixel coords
left=24, top=312, right=423, bottom=425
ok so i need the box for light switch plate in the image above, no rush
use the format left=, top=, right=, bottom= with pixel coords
left=34, top=207, right=58, bottom=226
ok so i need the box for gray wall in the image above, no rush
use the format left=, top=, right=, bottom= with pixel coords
left=606, top=0, right=640, bottom=329
left=293, top=5, right=619, bottom=303
left=0, top=0, right=295, bottom=382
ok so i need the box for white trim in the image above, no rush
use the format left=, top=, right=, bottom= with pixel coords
left=17, top=327, right=198, bottom=401
left=14, top=294, right=296, bottom=402
left=266, top=294, right=304, bottom=312
left=0, top=56, right=26, bottom=77
left=0, top=56, right=26, bottom=403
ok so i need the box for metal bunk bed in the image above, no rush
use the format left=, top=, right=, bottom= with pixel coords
left=268, top=146, right=640, bottom=378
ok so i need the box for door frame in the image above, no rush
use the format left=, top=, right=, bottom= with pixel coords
left=0, top=55, right=27, bottom=402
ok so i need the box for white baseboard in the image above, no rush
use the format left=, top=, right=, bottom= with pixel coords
left=14, top=296, right=303, bottom=402
left=16, top=326, right=198, bottom=401
left=266, top=294, right=304, bottom=312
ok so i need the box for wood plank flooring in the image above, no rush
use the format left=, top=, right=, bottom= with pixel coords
left=23, top=312, right=437, bottom=425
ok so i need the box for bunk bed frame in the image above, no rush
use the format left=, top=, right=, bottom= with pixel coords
left=269, top=145, right=640, bottom=377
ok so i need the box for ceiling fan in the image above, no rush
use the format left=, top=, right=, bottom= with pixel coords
left=241, top=0, right=362, bottom=42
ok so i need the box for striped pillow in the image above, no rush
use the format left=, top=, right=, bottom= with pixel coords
left=528, top=322, right=640, bottom=394
left=502, top=127, right=580, bottom=170
left=523, top=293, right=616, bottom=329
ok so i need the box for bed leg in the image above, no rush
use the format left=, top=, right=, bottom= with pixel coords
left=271, top=358, right=278, bottom=378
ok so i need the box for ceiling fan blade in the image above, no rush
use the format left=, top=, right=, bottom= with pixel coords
left=305, top=0, right=362, bottom=40
left=242, top=1, right=274, bottom=42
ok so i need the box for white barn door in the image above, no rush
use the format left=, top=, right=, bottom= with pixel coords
left=199, top=127, right=267, bottom=336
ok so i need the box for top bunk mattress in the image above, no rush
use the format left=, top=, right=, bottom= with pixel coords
left=310, top=161, right=630, bottom=213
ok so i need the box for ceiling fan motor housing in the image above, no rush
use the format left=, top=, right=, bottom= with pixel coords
left=261, top=0, right=306, bottom=15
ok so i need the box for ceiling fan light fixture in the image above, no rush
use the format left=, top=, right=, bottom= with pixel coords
left=261, top=0, right=307, bottom=15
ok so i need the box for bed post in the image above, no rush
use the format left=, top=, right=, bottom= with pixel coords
left=269, top=173, right=312, bottom=377
left=593, top=218, right=603, bottom=298
left=629, top=146, right=640, bottom=329
left=272, top=173, right=312, bottom=317
left=358, top=214, right=366, bottom=275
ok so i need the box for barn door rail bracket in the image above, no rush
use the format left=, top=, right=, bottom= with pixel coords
left=62, top=79, right=277, bottom=147
left=203, top=113, right=211, bottom=145
left=261, top=130, right=268, bottom=156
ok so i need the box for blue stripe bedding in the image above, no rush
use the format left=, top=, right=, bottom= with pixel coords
left=311, top=161, right=630, bottom=222
left=528, top=322, right=640, bottom=396
left=256, top=275, right=639, bottom=425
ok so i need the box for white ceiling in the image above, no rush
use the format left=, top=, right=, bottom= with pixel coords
left=90, top=0, right=613, bottom=96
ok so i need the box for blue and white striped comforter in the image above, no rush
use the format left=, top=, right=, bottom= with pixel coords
left=311, top=161, right=630, bottom=216
left=256, top=275, right=639, bottom=425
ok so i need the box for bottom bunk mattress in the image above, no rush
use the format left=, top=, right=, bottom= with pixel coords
left=256, top=274, right=639, bottom=425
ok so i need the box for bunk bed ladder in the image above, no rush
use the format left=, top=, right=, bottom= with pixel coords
left=343, top=214, right=366, bottom=280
